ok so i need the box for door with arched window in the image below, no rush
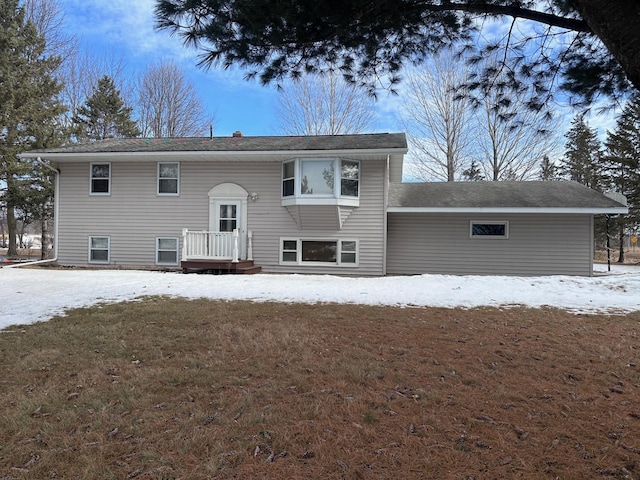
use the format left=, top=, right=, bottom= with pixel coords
left=208, top=183, right=249, bottom=259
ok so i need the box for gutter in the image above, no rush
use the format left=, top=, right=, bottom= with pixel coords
left=17, top=147, right=409, bottom=162
left=7, top=156, right=59, bottom=268
left=386, top=206, right=629, bottom=215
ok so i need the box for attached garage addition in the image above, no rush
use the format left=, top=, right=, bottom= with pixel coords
left=386, top=181, right=628, bottom=276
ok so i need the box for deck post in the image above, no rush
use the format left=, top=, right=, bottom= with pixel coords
left=247, top=230, right=253, bottom=261
left=181, top=228, right=188, bottom=262
left=232, top=229, right=239, bottom=263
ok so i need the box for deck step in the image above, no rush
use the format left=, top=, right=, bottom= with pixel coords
left=181, top=259, right=261, bottom=275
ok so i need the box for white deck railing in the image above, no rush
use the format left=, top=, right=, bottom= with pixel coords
left=181, top=229, right=253, bottom=263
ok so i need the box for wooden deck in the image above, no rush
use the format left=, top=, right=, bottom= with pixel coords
left=181, top=259, right=261, bottom=275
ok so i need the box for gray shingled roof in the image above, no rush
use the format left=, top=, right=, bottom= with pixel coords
left=24, top=133, right=407, bottom=154
left=388, top=181, right=627, bottom=211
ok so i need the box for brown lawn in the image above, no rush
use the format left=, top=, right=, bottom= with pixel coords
left=1, top=299, right=639, bottom=479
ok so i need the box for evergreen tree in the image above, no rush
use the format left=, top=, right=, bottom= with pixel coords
left=73, top=75, right=140, bottom=141
left=604, top=96, right=640, bottom=262
left=561, top=115, right=604, bottom=190
left=0, top=0, right=64, bottom=258
left=538, top=155, right=558, bottom=180
left=561, top=114, right=607, bottom=255
left=156, top=0, right=638, bottom=110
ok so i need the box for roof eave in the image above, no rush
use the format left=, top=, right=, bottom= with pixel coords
left=18, top=147, right=408, bottom=161
left=387, top=207, right=629, bottom=214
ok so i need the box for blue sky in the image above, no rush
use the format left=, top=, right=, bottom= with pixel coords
left=56, top=0, right=619, bottom=143
left=57, top=0, right=403, bottom=137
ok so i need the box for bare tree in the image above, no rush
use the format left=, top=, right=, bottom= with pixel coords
left=136, top=61, right=213, bottom=137
left=275, top=72, right=375, bottom=135
left=23, top=0, right=74, bottom=59
left=474, top=88, right=561, bottom=181
left=58, top=51, right=131, bottom=130
left=400, top=53, right=474, bottom=181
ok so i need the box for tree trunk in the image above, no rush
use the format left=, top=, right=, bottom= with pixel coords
left=40, top=215, right=48, bottom=260
left=617, top=223, right=625, bottom=263
left=6, top=204, right=17, bottom=258
left=569, top=0, right=640, bottom=92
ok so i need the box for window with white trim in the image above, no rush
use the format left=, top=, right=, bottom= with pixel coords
left=280, top=238, right=358, bottom=266
left=340, top=160, right=359, bottom=197
left=158, top=162, right=180, bottom=195
left=89, top=236, right=110, bottom=263
left=156, top=237, right=179, bottom=265
left=90, top=163, right=110, bottom=195
left=282, top=239, right=298, bottom=262
left=282, top=161, right=295, bottom=197
left=470, top=221, right=509, bottom=238
left=281, top=158, right=360, bottom=204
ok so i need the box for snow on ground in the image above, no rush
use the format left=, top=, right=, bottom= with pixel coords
left=1, top=263, right=639, bottom=330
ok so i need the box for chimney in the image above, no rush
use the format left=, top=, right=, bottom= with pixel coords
left=232, top=131, right=243, bottom=137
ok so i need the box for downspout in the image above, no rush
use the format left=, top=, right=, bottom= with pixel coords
left=7, top=156, right=59, bottom=268
left=382, top=154, right=389, bottom=276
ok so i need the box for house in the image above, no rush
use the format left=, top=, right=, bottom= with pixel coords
left=19, top=133, right=628, bottom=276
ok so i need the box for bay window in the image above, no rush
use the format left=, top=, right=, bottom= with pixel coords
left=282, top=158, right=360, bottom=205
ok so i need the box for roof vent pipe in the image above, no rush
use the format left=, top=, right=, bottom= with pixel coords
left=232, top=131, right=243, bottom=137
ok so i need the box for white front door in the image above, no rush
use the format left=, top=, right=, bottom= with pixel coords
left=208, top=183, right=249, bottom=260
left=210, top=199, right=244, bottom=259
left=214, top=200, right=241, bottom=233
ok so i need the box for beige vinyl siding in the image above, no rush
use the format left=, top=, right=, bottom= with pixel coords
left=389, top=154, right=403, bottom=182
left=56, top=157, right=387, bottom=275
left=264, top=158, right=387, bottom=275
left=386, top=213, right=594, bottom=276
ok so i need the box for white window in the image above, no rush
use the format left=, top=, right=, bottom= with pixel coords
left=282, top=161, right=295, bottom=197
left=280, top=238, right=358, bottom=266
left=156, top=237, right=179, bottom=265
left=90, top=163, right=110, bottom=195
left=282, top=239, right=298, bottom=262
left=89, top=236, right=110, bottom=263
left=300, top=159, right=334, bottom=195
left=340, top=160, right=359, bottom=197
left=158, top=162, right=179, bottom=195
left=282, top=158, right=360, bottom=205
left=470, top=221, right=509, bottom=239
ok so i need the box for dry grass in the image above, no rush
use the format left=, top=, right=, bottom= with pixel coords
left=595, top=248, right=640, bottom=265
left=1, top=299, right=639, bottom=479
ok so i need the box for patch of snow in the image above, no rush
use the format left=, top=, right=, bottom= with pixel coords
left=1, top=265, right=639, bottom=330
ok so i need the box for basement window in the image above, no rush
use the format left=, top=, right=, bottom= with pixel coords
left=156, top=237, right=179, bottom=265
left=280, top=238, right=358, bottom=266
left=88, top=236, right=110, bottom=263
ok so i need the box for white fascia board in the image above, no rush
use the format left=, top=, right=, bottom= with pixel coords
left=387, top=206, right=629, bottom=214
left=18, top=147, right=407, bottom=162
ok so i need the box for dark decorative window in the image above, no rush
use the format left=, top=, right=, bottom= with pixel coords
left=470, top=222, right=509, bottom=238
